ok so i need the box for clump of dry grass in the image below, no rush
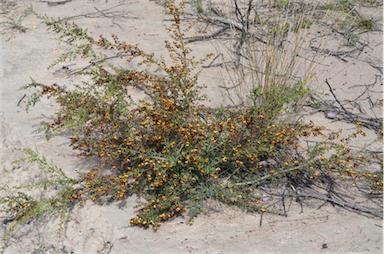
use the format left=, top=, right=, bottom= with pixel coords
left=218, top=0, right=319, bottom=121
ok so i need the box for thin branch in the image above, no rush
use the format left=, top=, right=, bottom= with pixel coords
left=289, top=191, right=383, bottom=219
left=41, top=0, right=72, bottom=6
left=185, top=26, right=228, bottom=43
left=69, top=53, right=133, bottom=75
left=310, top=80, right=383, bottom=132
left=202, top=53, right=222, bottom=68
left=325, top=79, right=352, bottom=118
left=231, top=163, right=311, bottom=187
left=199, top=15, right=266, bottom=44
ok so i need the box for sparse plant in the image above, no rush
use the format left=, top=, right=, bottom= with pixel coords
left=344, top=32, right=360, bottom=46
left=0, top=149, right=80, bottom=253
left=0, top=6, right=31, bottom=33
left=319, top=0, right=354, bottom=12
left=273, top=0, right=293, bottom=10
left=188, top=0, right=205, bottom=14
left=357, top=18, right=375, bottom=30
left=318, top=0, right=377, bottom=38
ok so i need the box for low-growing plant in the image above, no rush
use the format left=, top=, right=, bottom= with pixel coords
left=273, top=0, right=293, bottom=10
left=188, top=0, right=205, bottom=14
left=0, top=5, right=31, bottom=33
left=1, top=1, right=382, bottom=251
left=319, top=0, right=376, bottom=36
left=18, top=0, right=319, bottom=229
left=0, top=149, right=80, bottom=253
left=356, top=18, right=375, bottom=30
left=344, top=32, right=360, bottom=46
left=319, top=0, right=354, bottom=12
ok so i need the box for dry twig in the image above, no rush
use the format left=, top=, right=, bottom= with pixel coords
left=289, top=190, right=383, bottom=219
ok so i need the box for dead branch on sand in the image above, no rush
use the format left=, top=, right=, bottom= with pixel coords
left=309, top=79, right=383, bottom=134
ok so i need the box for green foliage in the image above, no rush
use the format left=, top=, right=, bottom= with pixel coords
left=188, top=0, right=205, bottom=14
left=33, top=12, right=98, bottom=68
left=251, top=81, right=310, bottom=122
left=320, top=0, right=381, bottom=11
left=344, top=32, right=360, bottom=46
left=0, top=149, right=80, bottom=253
left=319, top=0, right=376, bottom=38
left=319, top=0, right=354, bottom=11
left=273, top=0, right=293, bottom=10
left=292, top=16, right=312, bottom=32
left=357, top=18, right=375, bottom=30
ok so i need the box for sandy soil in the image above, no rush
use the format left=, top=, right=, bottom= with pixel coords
left=0, top=0, right=383, bottom=253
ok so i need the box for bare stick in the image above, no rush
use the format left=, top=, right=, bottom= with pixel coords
left=185, top=27, right=228, bottom=43
left=17, top=94, right=27, bottom=107
left=289, top=191, right=383, bottom=219
left=325, top=79, right=355, bottom=121
left=231, top=162, right=313, bottom=187
left=40, top=0, right=72, bottom=6
left=202, top=53, right=222, bottom=68
left=199, top=15, right=266, bottom=44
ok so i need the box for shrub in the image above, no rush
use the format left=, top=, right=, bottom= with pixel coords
left=19, top=1, right=313, bottom=229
